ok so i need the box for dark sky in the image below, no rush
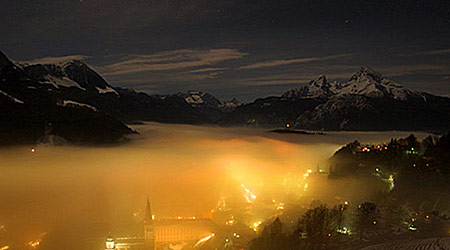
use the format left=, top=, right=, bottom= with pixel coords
left=1, top=0, right=450, bottom=101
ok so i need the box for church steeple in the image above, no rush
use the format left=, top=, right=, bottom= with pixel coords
left=143, top=198, right=155, bottom=250
left=144, top=197, right=153, bottom=225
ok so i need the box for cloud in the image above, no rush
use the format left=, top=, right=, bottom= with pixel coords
left=239, top=54, right=351, bottom=70
left=414, top=48, right=450, bottom=56
left=98, top=49, right=247, bottom=76
left=372, top=64, right=450, bottom=77
left=188, top=67, right=229, bottom=73
left=21, top=55, right=90, bottom=65
left=234, top=71, right=357, bottom=87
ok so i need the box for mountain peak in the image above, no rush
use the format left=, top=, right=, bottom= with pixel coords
left=349, top=66, right=384, bottom=83
left=310, top=75, right=329, bottom=87
left=0, top=51, right=14, bottom=69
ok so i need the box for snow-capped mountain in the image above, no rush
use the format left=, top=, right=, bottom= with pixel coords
left=0, top=51, right=133, bottom=145
left=175, top=90, right=241, bottom=121
left=221, top=67, right=450, bottom=131
left=1, top=50, right=244, bottom=145
left=282, top=67, right=418, bottom=101
left=2, top=48, right=449, bottom=143
left=20, top=60, right=118, bottom=95
left=282, top=75, right=335, bottom=99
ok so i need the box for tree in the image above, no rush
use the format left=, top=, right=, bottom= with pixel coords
left=294, top=204, right=344, bottom=250
left=355, top=202, right=377, bottom=244
left=249, top=217, right=288, bottom=250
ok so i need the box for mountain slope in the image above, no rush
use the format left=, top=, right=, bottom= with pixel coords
left=222, top=67, right=450, bottom=131
left=0, top=51, right=133, bottom=146
left=175, top=90, right=241, bottom=122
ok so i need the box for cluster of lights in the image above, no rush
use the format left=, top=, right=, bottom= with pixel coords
left=303, top=168, right=312, bottom=192
left=336, top=227, right=351, bottom=235
left=362, top=147, right=370, bottom=152
left=362, top=145, right=388, bottom=152
left=28, top=240, right=41, bottom=248
left=276, top=203, right=285, bottom=210
left=225, top=216, right=235, bottom=226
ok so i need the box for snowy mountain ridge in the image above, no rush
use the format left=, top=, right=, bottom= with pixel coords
left=18, top=59, right=119, bottom=95
left=283, top=67, right=419, bottom=101
left=177, top=90, right=241, bottom=111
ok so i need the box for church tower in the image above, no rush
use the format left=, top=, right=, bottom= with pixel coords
left=143, top=198, right=155, bottom=250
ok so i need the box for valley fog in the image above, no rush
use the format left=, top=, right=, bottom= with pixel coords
left=0, top=123, right=430, bottom=249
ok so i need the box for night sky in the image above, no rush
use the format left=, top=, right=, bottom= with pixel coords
left=1, top=0, right=450, bottom=101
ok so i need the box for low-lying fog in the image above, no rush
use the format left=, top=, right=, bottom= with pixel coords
left=0, top=123, right=430, bottom=249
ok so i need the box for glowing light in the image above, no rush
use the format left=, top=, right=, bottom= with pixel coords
left=277, top=203, right=285, bottom=210
left=388, top=175, right=395, bottom=191
left=30, top=148, right=36, bottom=153
left=0, top=246, right=9, bottom=250
left=344, top=201, right=349, bottom=205
left=241, top=184, right=257, bottom=203
left=336, top=227, right=351, bottom=235
left=226, top=219, right=235, bottom=226
left=408, top=224, right=418, bottom=231
left=303, top=183, right=308, bottom=192
left=327, top=233, right=332, bottom=237
left=28, top=240, right=41, bottom=248
left=286, top=123, right=290, bottom=128
left=373, top=221, right=377, bottom=225
left=307, top=169, right=312, bottom=173
left=250, top=221, right=262, bottom=232
left=105, top=237, right=114, bottom=249
left=193, top=233, right=215, bottom=248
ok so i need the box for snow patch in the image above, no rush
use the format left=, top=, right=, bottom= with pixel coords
left=0, top=90, right=24, bottom=104
left=60, top=100, right=98, bottom=112
left=96, top=86, right=118, bottom=96
left=42, top=75, right=86, bottom=90
left=185, top=95, right=204, bottom=104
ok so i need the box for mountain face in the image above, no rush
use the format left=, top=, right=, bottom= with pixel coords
left=282, top=67, right=417, bottom=101
left=15, top=53, right=239, bottom=125
left=175, top=90, right=241, bottom=121
left=0, top=52, right=134, bottom=146
left=0, top=51, right=241, bottom=145
left=2, top=48, right=449, bottom=145
left=221, top=67, right=450, bottom=132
